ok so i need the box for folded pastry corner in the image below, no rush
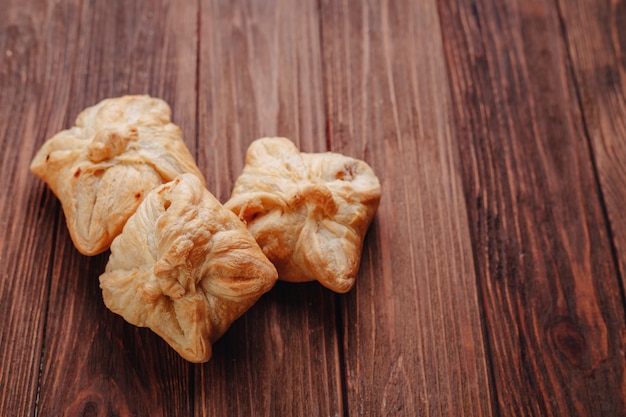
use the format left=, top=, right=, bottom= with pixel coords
left=225, top=137, right=381, bottom=293
left=30, top=95, right=205, bottom=255
left=99, top=173, right=277, bottom=363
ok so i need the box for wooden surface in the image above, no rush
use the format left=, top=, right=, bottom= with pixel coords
left=1, top=0, right=624, bottom=416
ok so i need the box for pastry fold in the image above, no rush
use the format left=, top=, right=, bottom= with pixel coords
left=225, top=137, right=381, bottom=293
left=99, top=173, right=278, bottom=363
left=30, top=95, right=204, bottom=255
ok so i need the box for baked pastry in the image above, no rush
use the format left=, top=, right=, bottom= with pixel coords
left=99, top=173, right=278, bottom=363
left=225, top=137, right=381, bottom=293
left=30, top=95, right=205, bottom=255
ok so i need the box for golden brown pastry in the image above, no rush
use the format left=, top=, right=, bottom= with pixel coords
left=99, top=173, right=278, bottom=363
left=30, top=95, right=205, bottom=255
left=225, top=137, right=381, bottom=293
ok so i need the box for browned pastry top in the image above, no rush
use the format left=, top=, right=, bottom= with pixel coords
left=30, top=95, right=205, bottom=255
left=100, top=173, right=278, bottom=363
left=226, top=137, right=381, bottom=293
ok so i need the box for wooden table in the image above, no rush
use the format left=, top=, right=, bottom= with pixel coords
left=2, top=0, right=625, bottom=415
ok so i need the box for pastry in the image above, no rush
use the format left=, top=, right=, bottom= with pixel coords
left=225, top=137, right=381, bottom=293
left=30, top=95, right=205, bottom=255
left=99, top=173, right=278, bottom=363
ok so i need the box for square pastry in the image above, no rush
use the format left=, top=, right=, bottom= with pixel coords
left=225, top=137, right=381, bottom=293
left=30, top=95, right=205, bottom=255
left=99, top=173, right=278, bottom=363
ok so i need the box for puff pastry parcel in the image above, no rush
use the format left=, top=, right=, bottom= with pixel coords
left=99, top=173, right=278, bottom=363
left=225, top=137, right=381, bottom=293
left=30, top=95, right=204, bottom=255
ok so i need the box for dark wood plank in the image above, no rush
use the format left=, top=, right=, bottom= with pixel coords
left=557, top=0, right=626, bottom=292
left=320, top=1, right=495, bottom=415
left=438, top=0, right=626, bottom=414
left=0, top=1, right=83, bottom=414
left=33, top=1, right=198, bottom=415
left=196, top=0, right=343, bottom=415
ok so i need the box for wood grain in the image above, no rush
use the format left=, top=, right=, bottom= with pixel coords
left=0, top=1, right=76, bottom=414
left=31, top=0, right=199, bottom=415
left=196, top=0, right=342, bottom=415
left=1, top=0, right=625, bottom=415
left=557, top=0, right=626, bottom=291
left=320, top=0, right=495, bottom=415
left=438, top=0, right=626, bottom=414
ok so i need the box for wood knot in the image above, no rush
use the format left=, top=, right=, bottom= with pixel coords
left=549, top=317, right=586, bottom=369
left=78, top=401, right=99, bottom=417
left=65, top=375, right=131, bottom=417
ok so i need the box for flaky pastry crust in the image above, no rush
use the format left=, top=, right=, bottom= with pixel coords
left=225, top=137, right=381, bottom=293
left=99, top=173, right=278, bottom=363
left=30, top=95, right=205, bottom=255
